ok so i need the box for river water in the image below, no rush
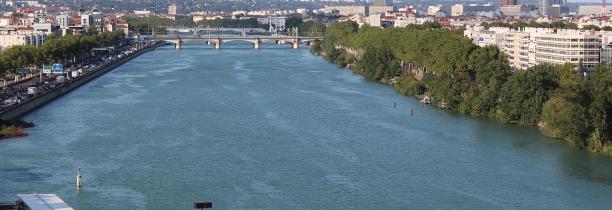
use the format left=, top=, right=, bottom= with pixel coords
left=0, top=42, right=611, bottom=209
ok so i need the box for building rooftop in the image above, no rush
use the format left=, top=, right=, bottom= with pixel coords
left=16, top=194, right=73, bottom=210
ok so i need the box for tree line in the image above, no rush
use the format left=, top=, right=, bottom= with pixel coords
left=0, top=30, right=126, bottom=76
left=311, top=22, right=612, bottom=156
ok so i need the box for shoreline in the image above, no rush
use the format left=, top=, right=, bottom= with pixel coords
left=312, top=51, right=612, bottom=157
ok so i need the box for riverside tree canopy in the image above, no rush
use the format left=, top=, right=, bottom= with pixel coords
left=312, top=22, right=612, bottom=156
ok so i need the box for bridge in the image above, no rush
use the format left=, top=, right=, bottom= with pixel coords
left=143, top=34, right=323, bottom=49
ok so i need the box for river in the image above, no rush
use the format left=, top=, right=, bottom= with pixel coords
left=0, top=42, right=611, bottom=209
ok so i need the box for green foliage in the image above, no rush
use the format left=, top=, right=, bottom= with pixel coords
left=542, top=97, right=589, bottom=144
left=309, top=40, right=322, bottom=55
left=496, top=65, right=560, bottom=125
left=317, top=21, right=612, bottom=155
left=586, top=66, right=612, bottom=152
left=394, top=75, right=426, bottom=96
left=0, top=30, right=125, bottom=75
left=0, top=119, right=34, bottom=139
left=285, top=16, right=326, bottom=36
left=355, top=47, right=398, bottom=81
left=299, top=21, right=326, bottom=36
left=285, top=16, right=303, bottom=29
left=405, top=21, right=441, bottom=30
left=583, top=25, right=601, bottom=31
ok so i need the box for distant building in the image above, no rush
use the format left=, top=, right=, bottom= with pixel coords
left=0, top=32, right=47, bottom=50
left=169, top=3, right=178, bottom=15
left=33, top=22, right=53, bottom=35
left=500, top=4, right=537, bottom=17
left=540, top=0, right=568, bottom=16
left=81, top=14, right=93, bottom=27
left=548, top=5, right=570, bottom=17
left=324, top=6, right=368, bottom=16
left=56, top=14, right=71, bottom=29
left=600, top=33, right=612, bottom=64
left=167, top=14, right=190, bottom=21
left=500, top=0, right=518, bottom=6
left=371, top=0, right=393, bottom=6
left=258, top=16, right=286, bottom=32
left=578, top=5, right=612, bottom=17
left=369, top=6, right=396, bottom=16
left=427, top=5, right=442, bottom=16
left=0, top=16, right=13, bottom=26
left=450, top=4, right=494, bottom=17
left=367, top=13, right=382, bottom=27
left=134, top=10, right=152, bottom=17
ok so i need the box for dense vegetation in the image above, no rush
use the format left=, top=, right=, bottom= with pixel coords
left=312, top=22, right=612, bottom=156
left=0, top=119, right=34, bottom=139
left=285, top=16, right=326, bottom=36
left=0, top=30, right=125, bottom=76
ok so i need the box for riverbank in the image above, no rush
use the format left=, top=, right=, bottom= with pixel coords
left=313, top=22, right=612, bottom=156
left=0, top=41, right=163, bottom=139
left=2, top=47, right=611, bottom=209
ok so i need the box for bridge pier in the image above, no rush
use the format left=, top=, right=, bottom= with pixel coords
left=214, top=39, right=221, bottom=49
left=292, top=40, right=300, bottom=49
left=175, top=39, right=182, bottom=49
left=253, top=38, right=261, bottom=49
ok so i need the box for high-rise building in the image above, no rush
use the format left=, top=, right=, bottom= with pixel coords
left=500, top=0, right=517, bottom=7
left=540, top=0, right=568, bottom=16
left=371, top=0, right=393, bottom=6
left=168, top=3, right=177, bottom=15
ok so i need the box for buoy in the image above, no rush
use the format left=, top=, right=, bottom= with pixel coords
left=411, top=109, right=414, bottom=116
left=76, top=167, right=82, bottom=190
left=394, top=102, right=396, bottom=108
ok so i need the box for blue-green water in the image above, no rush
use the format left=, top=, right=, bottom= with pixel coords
left=1, top=43, right=611, bottom=209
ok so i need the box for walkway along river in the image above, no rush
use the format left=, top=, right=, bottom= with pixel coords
left=0, top=43, right=611, bottom=209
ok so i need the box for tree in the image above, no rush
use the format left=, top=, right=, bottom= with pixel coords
left=542, top=97, right=589, bottom=145
left=356, top=47, right=398, bottom=81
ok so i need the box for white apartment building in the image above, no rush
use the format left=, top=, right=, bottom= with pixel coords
left=534, top=32, right=601, bottom=70
left=0, top=32, right=47, bottom=50
left=466, top=26, right=603, bottom=71
left=502, top=31, right=535, bottom=69
left=56, top=14, right=71, bottom=29
left=427, top=5, right=443, bottom=16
